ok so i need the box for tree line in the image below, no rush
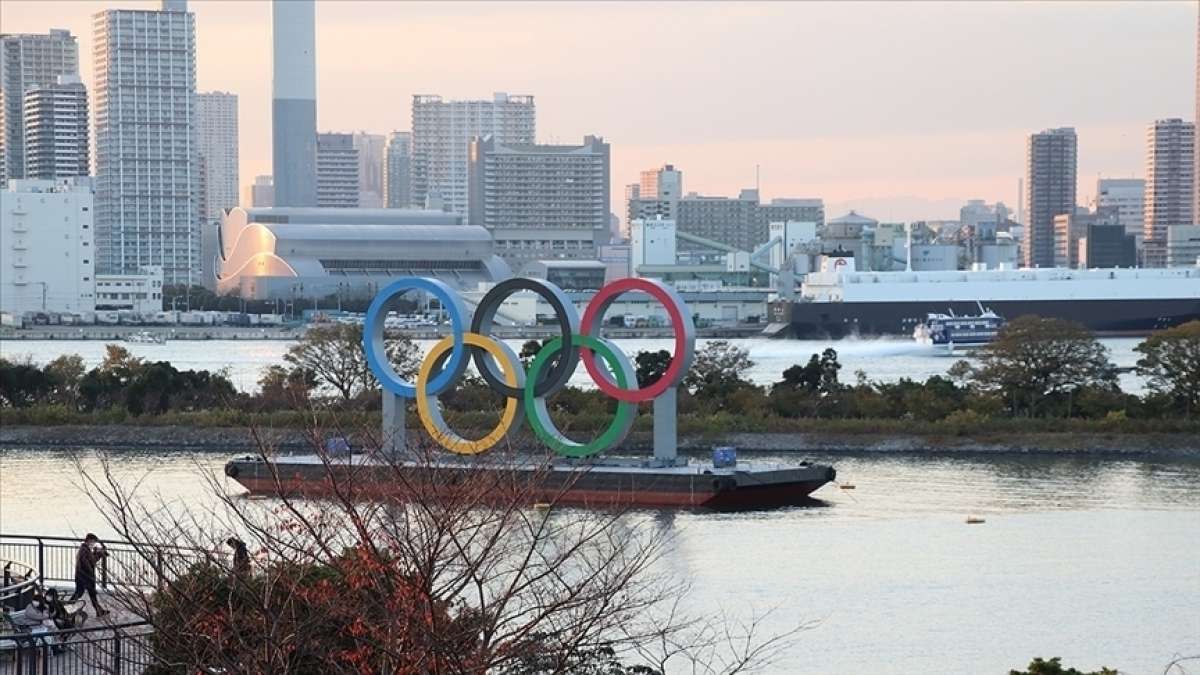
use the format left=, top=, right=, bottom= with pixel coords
left=2, top=318, right=1198, bottom=424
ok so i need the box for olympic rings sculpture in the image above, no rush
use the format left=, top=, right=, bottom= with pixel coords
left=363, top=276, right=696, bottom=458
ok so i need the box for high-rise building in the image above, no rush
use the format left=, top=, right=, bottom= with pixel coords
left=385, top=131, right=411, bottom=208
left=1143, top=118, right=1195, bottom=267
left=0, top=29, right=79, bottom=186
left=1195, top=8, right=1199, bottom=226
left=197, top=92, right=239, bottom=222
left=1024, top=127, right=1077, bottom=268
left=675, top=189, right=824, bottom=254
left=411, top=92, right=535, bottom=215
left=244, top=175, right=275, bottom=208
left=1095, top=178, right=1145, bottom=239
left=93, top=1, right=199, bottom=285
left=316, top=132, right=359, bottom=208
left=352, top=132, right=385, bottom=208
left=272, top=0, right=317, bottom=207
left=468, top=135, right=609, bottom=264
left=21, top=75, right=88, bottom=180
left=626, top=164, right=683, bottom=229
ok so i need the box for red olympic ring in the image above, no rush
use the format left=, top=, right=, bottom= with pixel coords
left=580, top=278, right=694, bottom=403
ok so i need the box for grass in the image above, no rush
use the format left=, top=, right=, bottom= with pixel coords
left=3, top=404, right=1198, bottom=438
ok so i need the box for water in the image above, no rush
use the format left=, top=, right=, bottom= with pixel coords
left=0, top=337, right=1149, bottom=393
left=2, top=447, right=1196, bottom=674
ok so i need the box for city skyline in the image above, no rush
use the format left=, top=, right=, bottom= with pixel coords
left=1, top=1, right=1194, bottom=221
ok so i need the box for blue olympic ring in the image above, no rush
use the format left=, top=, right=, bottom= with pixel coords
left=364, top=277, right=467, bottom=398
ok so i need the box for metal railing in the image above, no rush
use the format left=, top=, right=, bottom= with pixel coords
left=0, top=534, right=215, bottom=592
left=0, top=619, right=154, bottom=675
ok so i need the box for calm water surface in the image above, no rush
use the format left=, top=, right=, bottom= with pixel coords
left=1, top=447, right=1196, bottom=674
left=0, top=337, right=1150, bottom=393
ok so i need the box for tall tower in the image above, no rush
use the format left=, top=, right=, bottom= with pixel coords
left=0, top=29, right=79, bottom=185
left=197, top=92, right=239, bottom=221
left=1143, top=118, right=1195, bottom=267
left=272, top=0, right=317, bottom=207
left=1023, top=127, right=1077, bottom=268
left=93, top=1, right=198, bottom=284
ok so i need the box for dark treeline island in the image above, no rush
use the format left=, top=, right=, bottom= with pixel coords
left=2, top=317, right=1198, bottom=442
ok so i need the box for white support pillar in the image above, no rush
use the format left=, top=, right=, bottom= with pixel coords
left=652, top=386, right=678, bottom=464
left=382, top=391, right=406, bottom=456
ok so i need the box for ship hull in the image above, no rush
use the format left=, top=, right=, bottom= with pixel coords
left=776, top=298, right=1200, bottom=339
left=224, top=457, right=836, bottom=511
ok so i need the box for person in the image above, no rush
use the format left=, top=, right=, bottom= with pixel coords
left=226, top=537, right=251, bottom=577
left=68, top=533, right=108, bottom=617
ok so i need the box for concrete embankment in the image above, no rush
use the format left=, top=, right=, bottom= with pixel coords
left=2, top=425, right=1198, bottom=459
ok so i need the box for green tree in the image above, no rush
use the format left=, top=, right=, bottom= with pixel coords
left=1134, top=320, right=1200, bottom=416
left=776, top=349, right=841, bottom=394
left=44, top=354, right=86, bottom=407
left=635, top=349, right=672, bottom=388
left=1009, top=657, right=1117, bottom=675
left=0, top=358, right=53, bottom=407
left=684, top=341, right=757, bottom=404
left=972, top=316, right=1117, bottom=416
left=284, top=323, right=418, bottom=402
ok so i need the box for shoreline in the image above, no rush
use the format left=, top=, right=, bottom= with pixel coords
left=3, top=425, right=1198, bottom=459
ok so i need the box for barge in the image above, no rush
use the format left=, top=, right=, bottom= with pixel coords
left=223, top=454, right=836, bottom=510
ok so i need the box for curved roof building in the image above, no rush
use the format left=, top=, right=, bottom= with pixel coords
left=209, top=207, right=510, bottom=299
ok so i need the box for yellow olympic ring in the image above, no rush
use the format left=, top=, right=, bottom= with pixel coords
left=416, top=332, right=524, bottom=455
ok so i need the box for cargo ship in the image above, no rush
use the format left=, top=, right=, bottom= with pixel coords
left=771, top=255, right=1200, bottom=338
left=223, top=453, right=836, bottom=510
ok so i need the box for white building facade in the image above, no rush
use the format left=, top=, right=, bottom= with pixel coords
left=0, top=178, right=95, bottom=315
left=411, top=92, right=535, bottom=215
left=197, top=91, right=239, bottom=222
left=93, top=2, right=199, bottom=285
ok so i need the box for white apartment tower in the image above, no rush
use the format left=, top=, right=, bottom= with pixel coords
left=316, top=132, right=359, bottom=208
left=411, top=92, right=535, bottom=215
left=22, top=75, right=89, bottom=180
left=385, top=131, right=411, bottom=208
left=93, top=1, right=199, bottom=285
left=197, top=92, right=239, bottom=222
left=0, top=29, right=79, bottom=186
left=1143, top=119, right=1196, bottom=267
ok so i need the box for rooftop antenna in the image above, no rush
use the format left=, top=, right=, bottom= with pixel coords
left=755, top=164, right=760, bottom=194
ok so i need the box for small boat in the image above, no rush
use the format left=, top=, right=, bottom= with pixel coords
left=839, top=483, right=856, bottom=490
left=913, top=302, right=1005, bottom=354
left=965, top=515, right=986, bottom=524
left=124, top=330, right=166, bottom=345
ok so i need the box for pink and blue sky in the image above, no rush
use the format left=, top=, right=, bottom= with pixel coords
left=2, top=0, right=1195, bottom=221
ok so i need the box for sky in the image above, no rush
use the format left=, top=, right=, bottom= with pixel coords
left=1, top=0, right=1195, bottom=222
